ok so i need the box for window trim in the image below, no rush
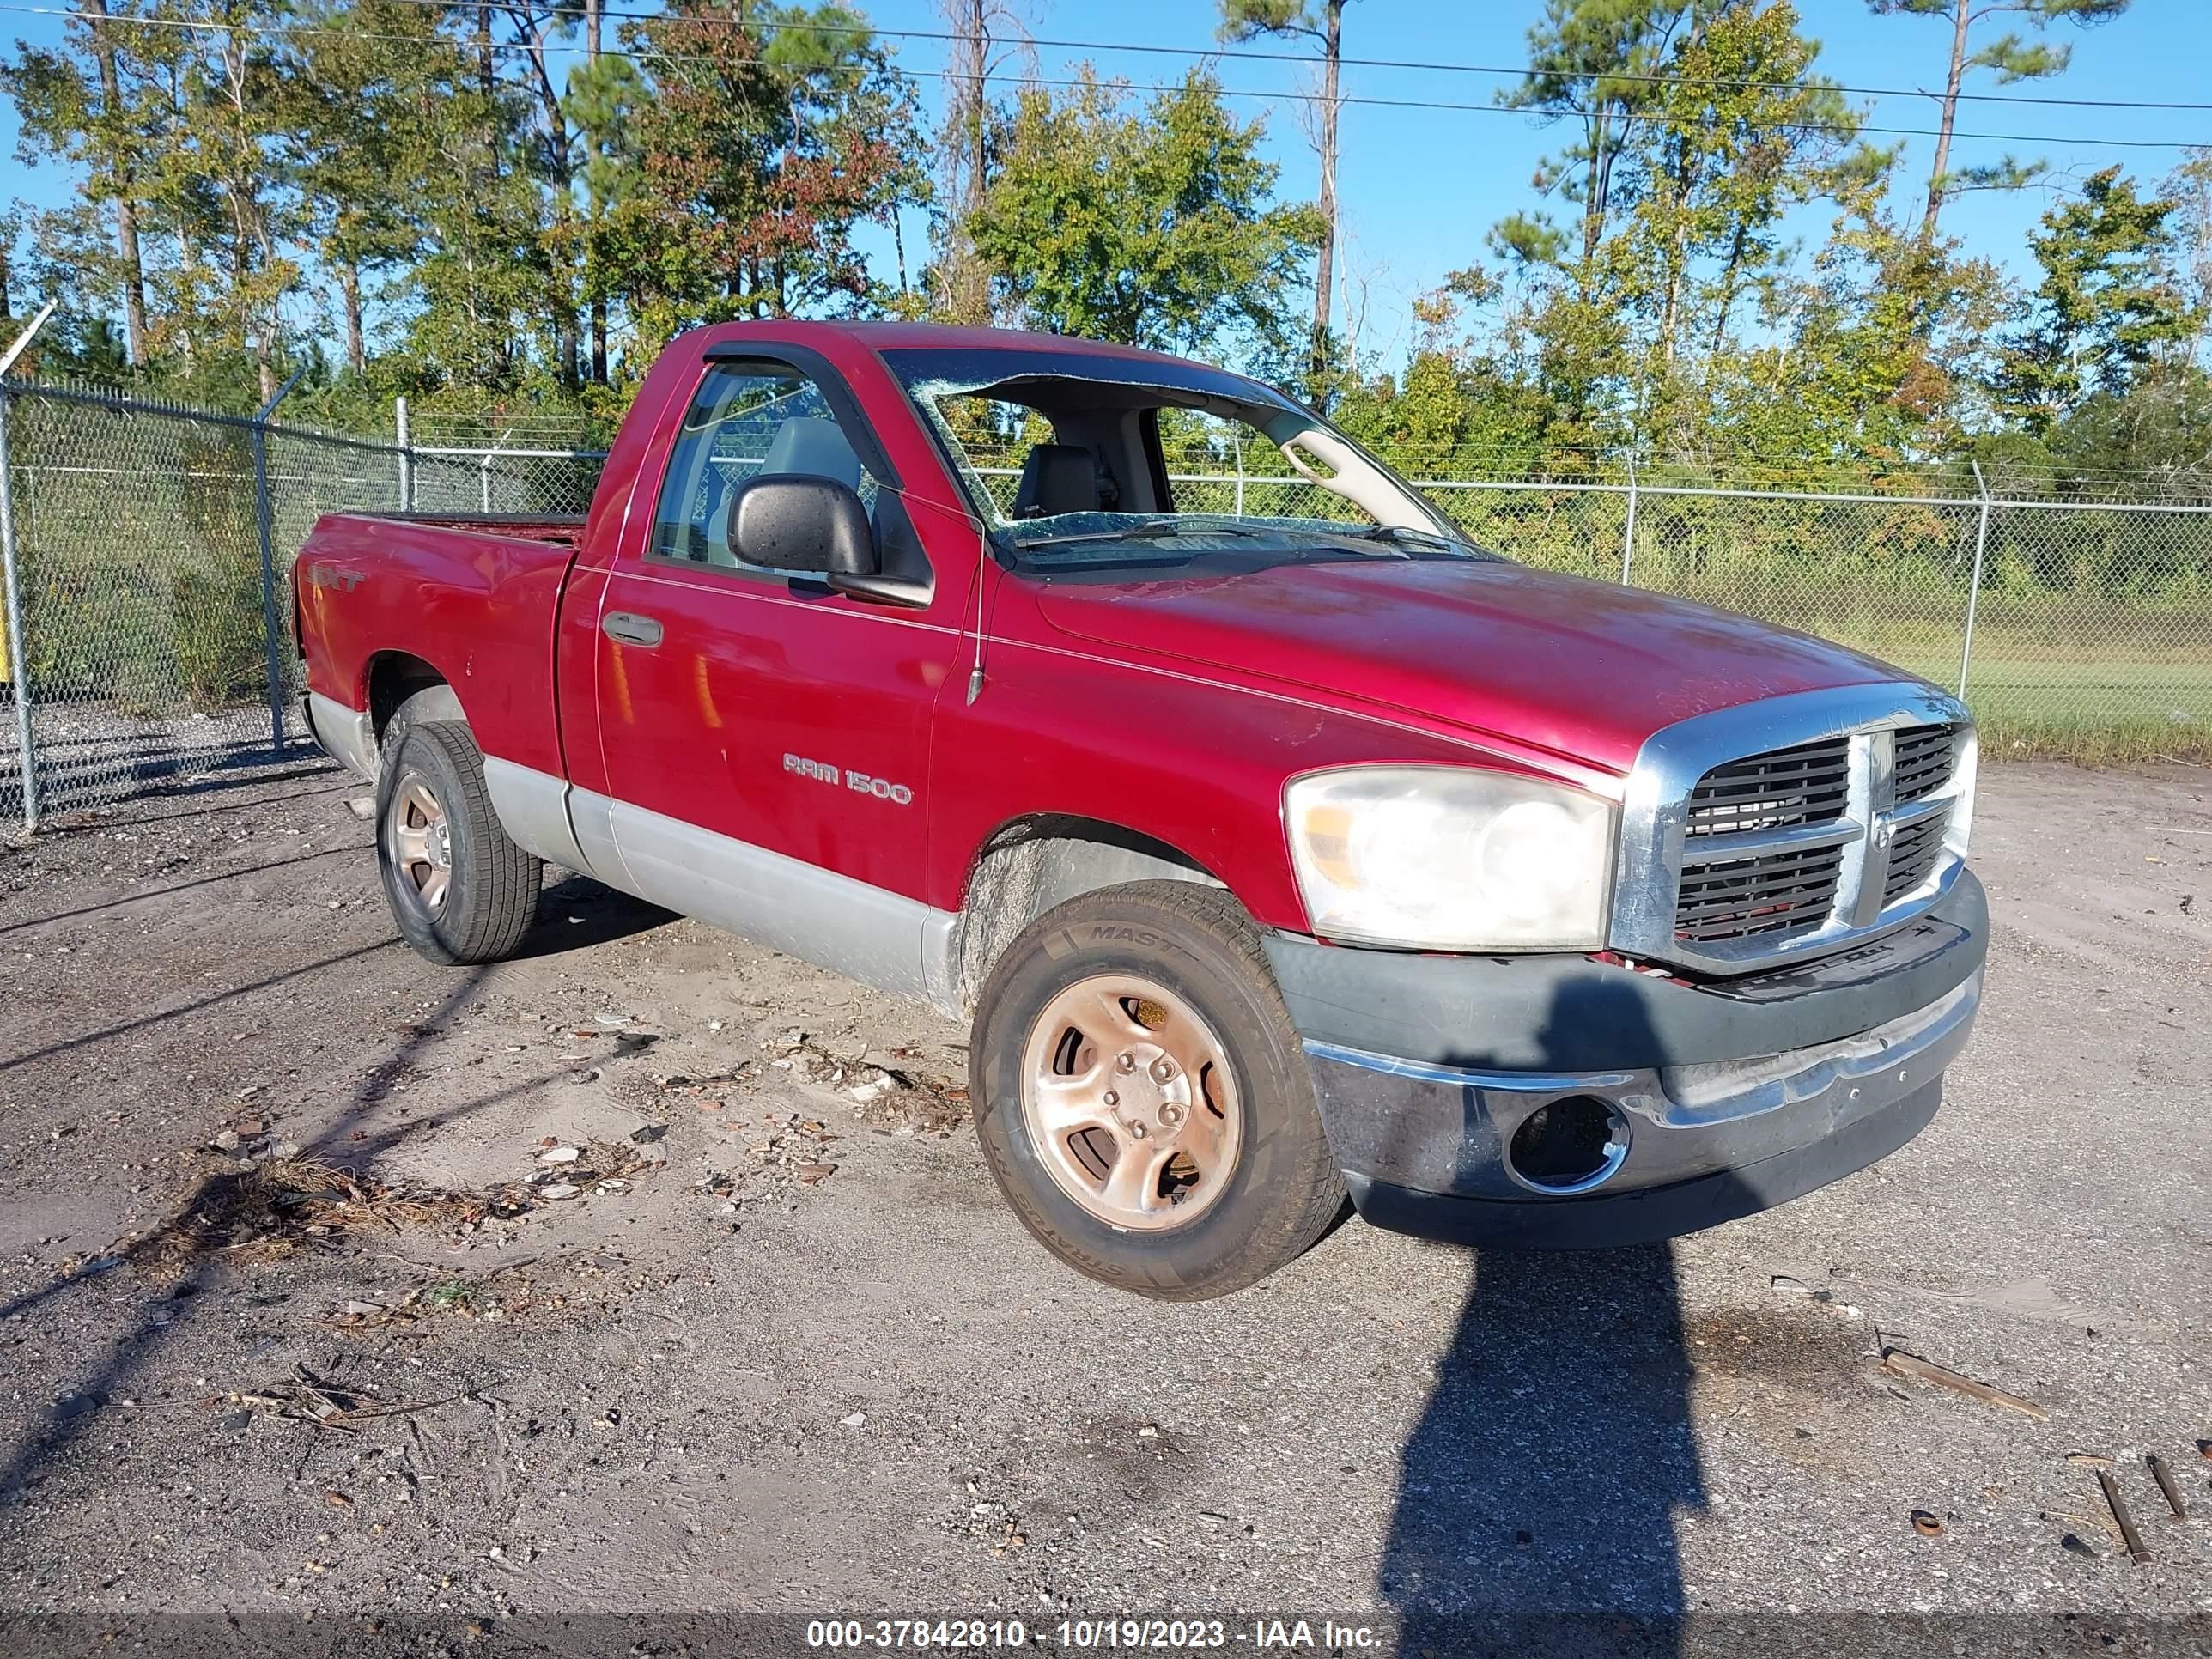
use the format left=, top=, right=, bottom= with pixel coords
left=644, top=345, right=902, bottom=582
left=700, top=340, right=902, bottom=487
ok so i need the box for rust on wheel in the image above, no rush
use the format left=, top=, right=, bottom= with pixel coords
left=1019, top=975, right=1243, bottom=1231
left=386, top=774, right=453, bottom=916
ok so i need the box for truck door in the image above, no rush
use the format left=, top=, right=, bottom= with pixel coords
left=590, top=349, right=960, bottom=1002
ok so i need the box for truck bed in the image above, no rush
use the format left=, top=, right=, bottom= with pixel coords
left=350, top=512, right=586, bottom=544
left=294, top=510, right=586, bottom=782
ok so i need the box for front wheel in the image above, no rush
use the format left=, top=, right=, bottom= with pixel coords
left=969, top=882, right=1345, bottom=1300
left=375, top=718, right=542, bottom=966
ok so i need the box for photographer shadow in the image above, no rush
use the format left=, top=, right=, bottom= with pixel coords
left=1371, top=975, right=1762, bottom=1655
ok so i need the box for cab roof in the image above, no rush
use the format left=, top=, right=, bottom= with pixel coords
left=690, top=319, right=1216, bottom=374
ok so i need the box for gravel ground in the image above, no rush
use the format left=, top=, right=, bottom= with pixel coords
left=0, top=754, right=2205, bottom=1652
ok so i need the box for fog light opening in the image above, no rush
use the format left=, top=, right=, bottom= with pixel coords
left=1507, top=1096, right=1630, bottom=1195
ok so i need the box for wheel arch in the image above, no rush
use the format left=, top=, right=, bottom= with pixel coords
left=364, top=652, right=468, bottom=750
left=948, top=813, right=1234, bottom=1018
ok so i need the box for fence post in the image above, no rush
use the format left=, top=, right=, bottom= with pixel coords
left=1620, top=458, right=1638, bottom=586
left=253, top=366, right=307, bottom=754
left=1959, top=460, right=1991, bottom=700
left=395, top=395, right=414, bottom=512
left=0, top=301, right=56, bottom=830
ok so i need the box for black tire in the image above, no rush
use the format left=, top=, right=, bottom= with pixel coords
left=969, top=881, right=1345, bottom=1300
left=374, top=714, right=541, bottom=966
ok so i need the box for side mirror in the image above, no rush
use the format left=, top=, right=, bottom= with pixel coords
left=726, top=474, right=878, bottom=576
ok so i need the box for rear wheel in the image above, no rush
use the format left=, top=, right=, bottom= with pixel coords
left=970, top=882, right=1343, bottom=1300
left=375, top=714, right=540, bottom=966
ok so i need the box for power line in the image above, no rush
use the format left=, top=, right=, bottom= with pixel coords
left=369, top=0, right=2212, bottom=117
left=1, top=2, right=2204, bottom=150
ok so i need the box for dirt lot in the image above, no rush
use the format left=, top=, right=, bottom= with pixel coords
left=0, top=755, right=2205, bottom=1649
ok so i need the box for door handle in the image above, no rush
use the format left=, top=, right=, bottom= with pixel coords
left=602, top=611, right=664, bottom=647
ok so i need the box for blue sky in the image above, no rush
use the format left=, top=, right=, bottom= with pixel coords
left=5, top=0, right=2209, bottom=368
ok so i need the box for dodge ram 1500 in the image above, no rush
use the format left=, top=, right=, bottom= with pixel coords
left=295, top=321, right=1984, bottom=1299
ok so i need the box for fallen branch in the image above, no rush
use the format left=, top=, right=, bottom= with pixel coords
left=1880, top=1347, right=2048, bottom=1419
left=235, top=1364, right=477, bottom=1433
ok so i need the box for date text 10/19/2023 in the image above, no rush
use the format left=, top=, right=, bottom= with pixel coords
left=804, top=1620, right=1385, bottom=1650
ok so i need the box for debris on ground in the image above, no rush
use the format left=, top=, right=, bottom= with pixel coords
left=771, top=1030, right=970, bottom=1134
left=1766, top=1273, right=1864, bottom=1321
left=325, top=1266, right=573, bottom=1331
left=2061, top=1533, right=2100, bottom=1559
left=2095, top=1467, right=2153, bottom=1565
left=230, top=1364, right=470, bottom=1434
left=947, top=1488, right=1026, bottom=1555
left=2147, top=1455, right=2187, bottom=1521
left=684, top=1109, right=842, bottom=1212
left=1910, top=1510, right=1943, bottom=1537
left=519, top=1138, right=653, bottom=1201
left=88, top=1135, right=663, bottom=1280
left=1878, top=1346, right=2049, bottom=1419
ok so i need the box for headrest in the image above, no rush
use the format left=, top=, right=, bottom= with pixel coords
left=761, top=416, right=862, bottom=489
left=1012, top=443, right=1101, bottom=518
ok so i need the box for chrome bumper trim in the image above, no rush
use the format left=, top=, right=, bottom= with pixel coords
left=1304, top=969, right=1980, bottom=1201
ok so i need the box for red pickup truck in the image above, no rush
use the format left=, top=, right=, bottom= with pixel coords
left=295, top=322, right=1984, bottom=1299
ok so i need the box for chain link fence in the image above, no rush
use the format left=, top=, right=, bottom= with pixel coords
left=3, top=378, right=2209, bottom=829
left=0, top=380, right=592, bottom=825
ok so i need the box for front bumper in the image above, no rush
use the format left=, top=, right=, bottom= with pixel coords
left=1264, top=873, right=1985, bottom=1249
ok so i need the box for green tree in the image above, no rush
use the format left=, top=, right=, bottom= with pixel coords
left=610, top=2, right=921, bottom=352
left=1865, top=0, right=2130, bottom=242
left=968, top=67, right=1322, bottom=364
left=278, top=0, right=438, bottom=377
left=1734, top=141, right=2010, bottom=468
left=2, top=0, right=166, bottom=365
left=2, top=200, right=134, bottom=374
left=150, top=0, right=303, bottom=402
left=931, top=0, right=1022, bottom=326
left=501, top=0, right=590, bottom=391
left=1218, top=0, right=1352, bottom=383
left=0, top=204, right=15, bottom=324
left=1611, top=1, right=1864, bottom=453
left=1995, top=166, right=2192, bottom=434
left=2162, top=147, right=2212, bottom=368
left=389, top=4, right=547, bottom=398
left=1495, top=1, right=1704, bottom=276
left=567, top=46, right=648, bottom=382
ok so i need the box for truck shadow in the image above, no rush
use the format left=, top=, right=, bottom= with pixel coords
left=509, top=871, right=675, bottom=959
left=1373, top=975, right=1761, bottom=1650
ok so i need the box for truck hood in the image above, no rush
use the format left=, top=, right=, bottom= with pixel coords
left=1033, top=557, right=1907, bottom=775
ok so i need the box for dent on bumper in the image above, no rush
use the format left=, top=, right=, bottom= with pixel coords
left=1303, top=965, right=1981, bottom=1251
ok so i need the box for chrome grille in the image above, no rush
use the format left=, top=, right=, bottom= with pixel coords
left=1882, top=812, right=1948, bottom=903
left=1615, top=685, right=1978, bottom=975
left=1674, top=842, right=1846, bottom=941
left=1893, top=724, right=1955, bottom=805
left=1684, top=737, right=1850, bottom=838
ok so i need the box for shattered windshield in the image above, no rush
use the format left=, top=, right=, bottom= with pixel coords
left=878, top=347, right=1489, bottom=573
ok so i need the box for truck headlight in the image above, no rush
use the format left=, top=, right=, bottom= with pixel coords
left=1285, top=768, right=1616, bottom=951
